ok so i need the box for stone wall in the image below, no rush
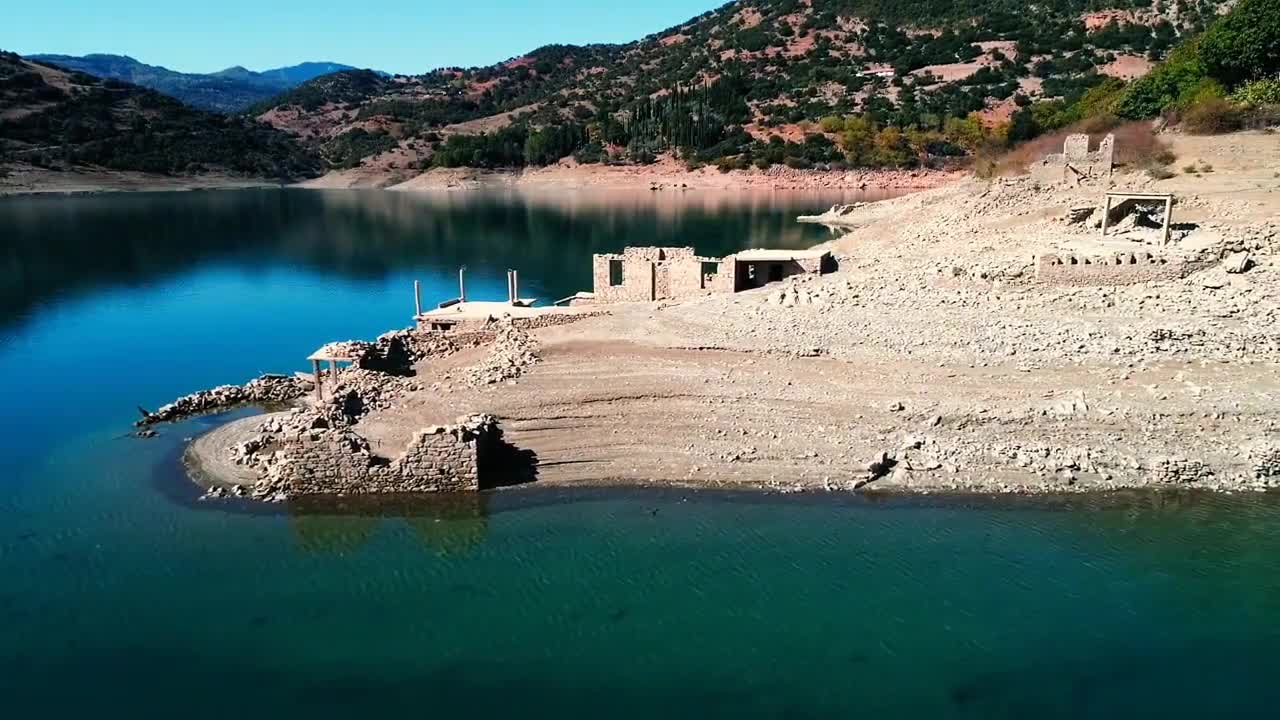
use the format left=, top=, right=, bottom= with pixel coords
left=257, top=414, right=499, bottom=497
left=1030, top=133, right=1114, bottom=185
left=1034, top=251, right=1204, bottom=286
left=591, top=246, right=734, bottom=302
left=733, top=258, right=824, bottom=291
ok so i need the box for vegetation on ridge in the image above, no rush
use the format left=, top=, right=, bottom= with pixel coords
left=249, top=0, right=1257, bottom=175
left=0, top=51, right=321, bottom=178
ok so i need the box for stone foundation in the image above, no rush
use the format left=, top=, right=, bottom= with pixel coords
left=1033, top=251, right=1205, bottom=286
left=253, top=414, right=501, bottom=498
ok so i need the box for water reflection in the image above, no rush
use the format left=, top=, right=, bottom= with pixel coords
left=0, top=187, right=884, bottom=331
left=286, top=493, right=490, bottom=556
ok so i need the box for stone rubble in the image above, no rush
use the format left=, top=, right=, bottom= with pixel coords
left=136, top=374, right=308, bottom=426
left=461, top=322, right=538, bottom=387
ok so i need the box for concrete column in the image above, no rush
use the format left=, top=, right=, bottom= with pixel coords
left=312, top=359, right=323, bottom=401
left=458, top=266, right=466, bottom=302
left=512, top=270, right=519, bottom=305
left=329, top=359, right=338, bottom=385
left=1161, top=197, right=1173, bottom=248
left=1100, top=195, right=1112, bottom=237
left=413, top=280, right=422, bottom=317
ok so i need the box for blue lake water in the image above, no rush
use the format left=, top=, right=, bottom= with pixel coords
left=1, top=188, right=1278, bottom=718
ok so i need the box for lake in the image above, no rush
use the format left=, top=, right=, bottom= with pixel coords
left=1, top=188, right=1278, bottom=718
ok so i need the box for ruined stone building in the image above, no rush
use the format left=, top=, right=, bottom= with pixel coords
left=1030, top=133, right=1115, bottom=185
left=582, top=246, right=831, bottom=303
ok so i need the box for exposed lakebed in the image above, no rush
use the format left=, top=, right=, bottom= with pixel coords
left=1, top=188, right=1278, bottom=718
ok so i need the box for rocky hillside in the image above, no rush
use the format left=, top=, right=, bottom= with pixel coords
left=251, top=0, right=1233, bottom=177
left=27, top=54, right=362, bottom=112
left=0, top=51, right=321, bottom=179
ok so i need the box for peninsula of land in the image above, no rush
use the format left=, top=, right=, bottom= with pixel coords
left=152, top=131, right=1280, bottom=500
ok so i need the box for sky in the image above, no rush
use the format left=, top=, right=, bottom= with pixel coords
left=7, top=0, right=722, bottom=75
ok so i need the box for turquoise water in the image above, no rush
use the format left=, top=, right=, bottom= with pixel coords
left=2, top=189, right=1279, bottom=718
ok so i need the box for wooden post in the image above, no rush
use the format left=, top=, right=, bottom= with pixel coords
left=413, top=280, right=422, bottom=317
left=312, top=359, right=323, bottom=400
left=1100, top=194, right=1112, bottom=237
left=1161, top=196, right=1173, bottom=248
left=458, top=266, right=467, bottom=302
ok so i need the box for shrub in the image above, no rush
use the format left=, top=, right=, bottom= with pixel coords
left=1116, top=39, right=1210, bottom=119
left=1182, top=98, right=1247, bottom=134
left=1174, top=77, right=1228, bottom=111
left=1231, top=78, right=1280, bottom=105
left=1198, top=0, right=1280, bottom=86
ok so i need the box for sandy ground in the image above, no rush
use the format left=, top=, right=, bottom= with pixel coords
left=181, top=130, right=1280, bottom=494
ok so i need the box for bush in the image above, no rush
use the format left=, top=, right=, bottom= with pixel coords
left=1182, top=98, right=1247, bottom=134
left=1116, top=39, right=1210, bottom=119
left=1232, top=78, right=1280, bottom=105
left=1198, top=0, right=1280, bottom=86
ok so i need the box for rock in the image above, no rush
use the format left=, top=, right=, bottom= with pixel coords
left=1199, top=269, right=1229, bottom=289
left=1224, top=251, right=1253, bottom=274
left=887, top=400, right=905, bottom=412
left=134, top=429, right=158, bottom=439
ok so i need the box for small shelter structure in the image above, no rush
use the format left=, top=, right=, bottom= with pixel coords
left=1100, top=191, right=1174, bottom=247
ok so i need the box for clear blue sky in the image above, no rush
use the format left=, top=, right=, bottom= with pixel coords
left=8, top=0, right=721, bottom=75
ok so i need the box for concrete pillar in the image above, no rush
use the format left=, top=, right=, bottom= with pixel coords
left=413, top=280, right=422, bottom=317
left=512, top=270, right=519, bottom=304
left=458, top=266, right=466, bottom=302
left=1161, top=196, right=1173, bottom=248
left=312, top=359, right=323, bottom=401
left=1100, top=195, right=1112, bottom=237
left=329, top=359, right=338, bottom=384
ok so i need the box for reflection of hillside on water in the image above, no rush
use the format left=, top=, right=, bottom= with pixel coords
left=0, top=187, right=870, bottom=330
left=287, top=492, right=489, bottom=555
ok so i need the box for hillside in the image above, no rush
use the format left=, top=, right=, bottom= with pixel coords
left=0, top=51, right=322, bottom=181
left=28, top=54, right=362, bottom=112
left=251, top=0, right=1234, bottom=183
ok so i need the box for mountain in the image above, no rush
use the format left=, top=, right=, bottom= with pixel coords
left=249, top=0, right=1232, bottom=177
left=0, top=51, right=321, bottom=179
left=27, top=53, right=364, bottom=112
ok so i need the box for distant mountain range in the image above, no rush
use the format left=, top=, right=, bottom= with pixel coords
left=0, top=51, right=321, bottom=179
left=27, top=54, right=371, bottom=112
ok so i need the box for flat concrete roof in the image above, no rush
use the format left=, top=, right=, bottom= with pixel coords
left=417, top=301, right=591, bottom=322
left=732, top=248, right=830, bottom=262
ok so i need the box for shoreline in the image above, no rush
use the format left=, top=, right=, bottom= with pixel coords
left=138, top=131, right=1280, bottom=500
left=1, top=160, right=962, bottom=197
left=0, top=164, right=287, bottom=197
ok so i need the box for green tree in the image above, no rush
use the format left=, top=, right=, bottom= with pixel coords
left=1199, top=0, right=1280, bottom=86
left=839, top=115, right=877, bottom=166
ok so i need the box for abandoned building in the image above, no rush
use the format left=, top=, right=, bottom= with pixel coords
left=577, top=245, right=832, bottom=304
left=1031, top=133, right=1115, bottom=185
